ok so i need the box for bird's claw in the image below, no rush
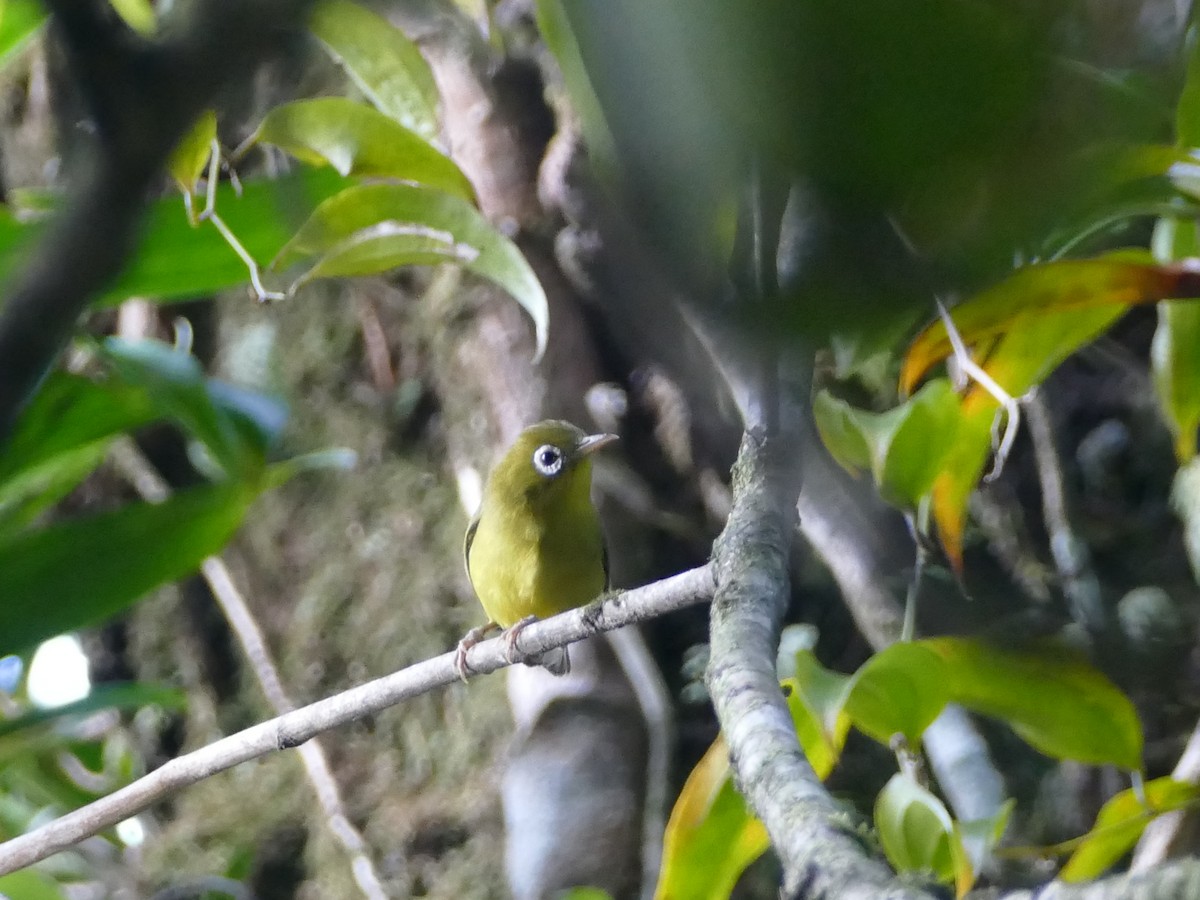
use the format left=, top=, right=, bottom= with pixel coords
left=455, top=623, right=499, bottom=682
left=502, top=615, right=539, bottom=664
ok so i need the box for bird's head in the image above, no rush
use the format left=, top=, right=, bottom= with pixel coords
left=489, top=420, right=618, bottom=507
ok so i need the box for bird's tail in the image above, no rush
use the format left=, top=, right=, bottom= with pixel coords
left=533, top=645, right=570, bottom=676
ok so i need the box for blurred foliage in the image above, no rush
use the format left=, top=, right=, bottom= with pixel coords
left=0, top=0, right=543, bottom=894
left=1060, top=777, right=1200, bottom=882
left=0, top=335, right=355, bottom=657
left=0, top=657, right=186, bottom=899
left=661, top=637, right=1142, bottom=894
left=4, top=0, right=1200, bottom=894
left=655, top=737, right=768, bottom=900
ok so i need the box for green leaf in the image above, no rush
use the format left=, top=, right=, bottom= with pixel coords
left=0, top=481, right=258, bottom=656
left=814, top=380, right=960, bottom=509
left=109, top=0, right=156, bottom=35
left=100, top=168, right=352, bottom=305
left=924, top=637, right=1143, bottom=769
left=246, top=98, right=471, bottom=199
left=102, top=338, right=274, bottom=480
left=276, top=183, right=548, bottom=358
left=0, top=373, right=162, bottom=539
left=0, top=682, right=187, bottom=739
left=655, top=737, right=769, bottom=900
left=0, top=440, right=111, bottom=541
left=955, top=800, right=1014, bottom=883
left=292, top=220, right=480, bottom=288
left=1061, top=777, right=1200, bottom=882
left=0, top=868, right=69, bottom=900
left=812, top=390, right=873, bottom=474
left=783, top=664, right=851, bottom=779
left=786, top=649, right=853, bottom=777
left=1177, top=30, right=1200, bottom=146
left=1150, top=218, right=1200, bottom=462
left=901, top=256, right=1200, bottom=396
left=0, top=373, right=157, bottom=484
left=875, top=773, right=966, bottom=890
left=0, top=0, right=46, bottom=72
left=535, top=0, right=618, bottom=180
left=309, top=0, right=439, bottom=140
left=845, top=643, right=950, bottom=747
left=900, top=256, right=1165, bottom=565
left=168, top=109, right=217, bottom=199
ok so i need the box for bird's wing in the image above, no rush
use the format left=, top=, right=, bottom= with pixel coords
left=463, top=514, right=480, bottom=587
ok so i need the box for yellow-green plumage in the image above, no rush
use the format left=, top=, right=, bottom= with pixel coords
left=461, top=420, right=614, bottom=675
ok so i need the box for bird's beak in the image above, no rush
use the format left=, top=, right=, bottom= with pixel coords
left=576, top=432, right=619, bottom=456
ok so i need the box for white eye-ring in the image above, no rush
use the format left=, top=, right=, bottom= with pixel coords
left=532, top=444, right=564, bottom=477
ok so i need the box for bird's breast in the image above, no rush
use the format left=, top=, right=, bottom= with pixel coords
left=468, top=502, right=605, bottom=627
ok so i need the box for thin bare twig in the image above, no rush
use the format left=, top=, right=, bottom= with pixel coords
left=937, top=300, right=1021, bottom=481
left=1130, top=713, right=1200, bottom=870
left=0, top=564, right=715, bottom=875
left=107, top=440, right=390, bottom=900
left=1024, top=392, right=1106, bottom=636
left=604, top=626, right=674, bottom=899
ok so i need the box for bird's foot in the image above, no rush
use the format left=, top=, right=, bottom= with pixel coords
left=502, top=615, right=540, bottom=664
left=454, top=622, right=500, bottom=682
left=502, top=616, right=570, bottom=675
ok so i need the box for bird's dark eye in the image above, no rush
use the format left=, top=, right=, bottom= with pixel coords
left=532, top=444, right=564, bottom=477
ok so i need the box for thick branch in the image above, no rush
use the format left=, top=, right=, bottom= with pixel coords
left=0, top=565, right=714, bottom=875
left=707, top=428, right=926, bottom=899
left=0, top=0, right=314, bottom=439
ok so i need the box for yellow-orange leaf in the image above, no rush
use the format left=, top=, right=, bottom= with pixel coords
left=901, top=257, right=1200, bottom=396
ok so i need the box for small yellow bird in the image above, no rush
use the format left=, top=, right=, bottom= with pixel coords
left=456, top=420, right=617, bottom=677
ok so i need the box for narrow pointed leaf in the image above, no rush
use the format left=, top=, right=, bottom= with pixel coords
left=102, top=339, right=262, bottom=479
left=291, top=220, right=479, bottom=289
left=246, top=98, right=471, bottom=198
left=1061, top=778, right=1200, bottom=882
left=535, top=0, right=618, bottom=180
left=655, top=737, right=769, bottom=900
left=0, top=481, right=258, bottom=656
left=277, top=183, right=548, bottom=357
left=0, top=373, right=162, bottom=539
left=901, top=257, right=1200, bottom=395
left=0, top=683, right=187, bottom=739
left=309, top=0, right=439, bottom=140
left=814, top=380, right=961, bottom=510
left=788, top=649, right=853, bottom=767
left=0, top=441, right=111, bottom=541
left=0, top=0, right=47, bottom=72
left=168, top=110, right=217, bottom=197
left=0, top=373, right=157, bottom=484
